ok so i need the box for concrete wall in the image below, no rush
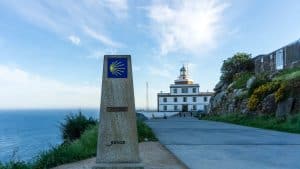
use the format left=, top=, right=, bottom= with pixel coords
left=253, top=40, right=300, bottom=73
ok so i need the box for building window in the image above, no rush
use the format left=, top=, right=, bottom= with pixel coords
left=173, top=88, right=177, bottom=93
left=276, top=49, right=283, bottom=70
left=163, top=98, right=167, bottom=102
left=182, top=88, right=188, bottom=93
left=174, top=97, right=177, bottom=102
left=204, top=97, right=207, bottom=102
left=192, top=88, right=196, bottom=93
left=183, top=97, right=187, bottom=102
left=163, top=106, right=167, bottom=111
left=174, top=105, right=178, bottom=110
left=193, top=105, right=196, bottom=110
left=193, top=97, right=196, bottom=102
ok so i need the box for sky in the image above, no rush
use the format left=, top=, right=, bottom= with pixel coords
left=0, top=0, right=299, bottom=109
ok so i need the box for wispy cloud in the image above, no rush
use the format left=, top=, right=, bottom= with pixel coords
left=148, top=0, right=229, bottom=55
left=0, top=65, right=99, bottom=108
left=83, top=26, right=123, bottom=48
left=68, top=35, right=81, bottom=45
left=0, top=0, right=127, bottom=47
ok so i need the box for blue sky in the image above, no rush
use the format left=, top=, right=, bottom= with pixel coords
left=0, top=0, right=299, bottom=109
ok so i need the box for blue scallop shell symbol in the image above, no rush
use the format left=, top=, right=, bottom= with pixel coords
left=107, top=58, right=127, bottom=78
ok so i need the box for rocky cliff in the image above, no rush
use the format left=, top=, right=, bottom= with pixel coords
left=208, top=69, right=300, bottom=118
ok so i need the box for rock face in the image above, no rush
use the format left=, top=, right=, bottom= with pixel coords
left=246, top=76, right=256, bottom=89
left=276, top=98, right=294, bottom=118
left=261, top=94, right=276, bottom=115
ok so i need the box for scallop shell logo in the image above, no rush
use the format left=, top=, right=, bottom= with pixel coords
left=109, top=60, right=126, bottom=76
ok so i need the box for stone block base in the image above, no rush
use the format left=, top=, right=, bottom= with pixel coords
left=92, top=162, right=144, bottom=169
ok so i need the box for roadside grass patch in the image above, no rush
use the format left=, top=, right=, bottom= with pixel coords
left=201, top=113, right=300, bottom=134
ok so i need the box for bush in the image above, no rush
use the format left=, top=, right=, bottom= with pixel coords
left=248, top=73, right=270, bottom=96
left=221, top=53, right=254, bottom=83
left=275, top=83, right=287, bottom=103
left=32, top=125, right=98, bottom=169
left=137, top=120, right=157, bottom=142
left=60, top=111, right=97, bottom=142
left=0, top=115, right=157, bottom=169
left=247, top=81, right=280, bottom=110
left=232, top=72, right=254, bottom=89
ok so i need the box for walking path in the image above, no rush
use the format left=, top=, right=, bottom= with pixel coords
left=146, top=116, right=300, bottom=169
left=52, top=142, right=187, bottom=169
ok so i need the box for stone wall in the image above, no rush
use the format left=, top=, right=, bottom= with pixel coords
left=253, top=40, right=300, bottom=74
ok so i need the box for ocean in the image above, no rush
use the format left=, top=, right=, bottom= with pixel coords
left=0, top=109, right=99, bottom=163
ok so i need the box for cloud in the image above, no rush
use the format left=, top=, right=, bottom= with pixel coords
left=148, top=0, right=229, bottom=55
left=68, top=35, right=81, bottom=45
left=0, top=65, right=99, bottom=109
left=102, top=0, right=128, bottom=18
left=148, top=64, right=173, bottom=78
left=83, top=26, right=123, bottom=47
left=0, top=0, right=126, bottom=48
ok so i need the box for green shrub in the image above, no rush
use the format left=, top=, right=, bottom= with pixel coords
left=232, top=72, right=254, bottom=89
left=275, top=83, right=287, bottom=103
left=32, top=125, right=98, bottom=169
left=247, top=81, right=280, bottom=110
left=137, top=120, right=157, bottom=142
left=220, top=53, right=254, bottom=84
left=248, top=73, right=270, bottom=96
left=0, top=116, right=157, bottom=169
left=0, top=161, right=32, bottom=169
left=60, top=111, right=97, bottom=142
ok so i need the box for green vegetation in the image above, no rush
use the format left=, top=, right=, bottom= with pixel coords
left=60, top=111, right=97, bottom=142
left=0, top=114, right=156, bottom=169
left=220, top=53, right=254, bottom=84
left=232, top=72, right=254, bottom=89
left=202, top=113, right=300, bottom=134
left=274, top=67, right=300, bottom=81
left=247, top=81, right=280, bottom=110
left=137, top=120, right=157, bottom=142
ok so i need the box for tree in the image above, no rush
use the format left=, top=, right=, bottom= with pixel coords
left=221, top=53, right=254, bottom=83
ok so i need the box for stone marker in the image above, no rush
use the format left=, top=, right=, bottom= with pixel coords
left=93, top=55, right=143, bottom=169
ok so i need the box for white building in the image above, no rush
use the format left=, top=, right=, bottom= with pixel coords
left=157, top=66, right=213, bottom=112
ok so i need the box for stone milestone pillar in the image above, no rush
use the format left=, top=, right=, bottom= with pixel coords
left=93, top=55, right=143, bottom=169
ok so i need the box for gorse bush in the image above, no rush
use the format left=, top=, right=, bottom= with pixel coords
left=247, top=81, right=280, bottom=110
left=275, top=83, right=287, bottom=103
left=221, top=53, right=254, bottom=84
left=248, top=73, right=270, bottom=97
left=60, top=111, right=97, bottom=142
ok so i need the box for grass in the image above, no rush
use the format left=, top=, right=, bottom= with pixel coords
left=274, top=67, right=300, bottom=81
left=232, top=72, right=254, bottom=89
left=0, top=120, right=156, bottom=169
left=201, top=113, right=300, bottom=134
left=137, top=120, right=157, bottom=142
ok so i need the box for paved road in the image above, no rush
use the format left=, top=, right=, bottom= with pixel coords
left=146, top=117, right=300, bottom=169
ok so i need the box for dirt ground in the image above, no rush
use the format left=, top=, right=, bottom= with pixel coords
left=52, top=141, right=187, bottom=169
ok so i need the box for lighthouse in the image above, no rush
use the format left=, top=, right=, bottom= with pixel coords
left=157, top=65, right=213, bottom=112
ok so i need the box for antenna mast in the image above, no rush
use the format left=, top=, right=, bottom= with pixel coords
left=146, top=82, right=149, bottom=111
